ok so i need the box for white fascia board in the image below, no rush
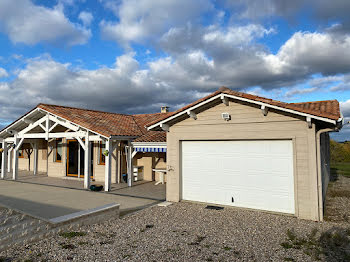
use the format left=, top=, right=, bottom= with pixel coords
left=0, top=108, right=41, bottom=137
left=38, top=108, right=109, bottom=139
left=148, top=93, right=337, bottom=130
left=223, top=94, right=337, bottom=125
left=132, top=142, right=167, bottom=148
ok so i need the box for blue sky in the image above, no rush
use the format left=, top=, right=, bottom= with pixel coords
left=0, top=0, right=350, bottom=140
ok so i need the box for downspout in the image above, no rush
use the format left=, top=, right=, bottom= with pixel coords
left=316, top=128, right=334, bottom=221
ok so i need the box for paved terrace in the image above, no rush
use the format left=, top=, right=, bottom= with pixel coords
left=0, top=171, right=165, bottom=219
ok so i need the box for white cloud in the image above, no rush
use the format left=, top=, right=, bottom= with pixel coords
left=203, top=24, right=274, bottom=45
left=0, top=0, right=91, bottom=46
left=285, top=87, right=319, bottom=98
left=0, top=68, right=8, bottom=78
left=100, top=0, right=213, bottom=46
left=276, top=32, right=350, bottom=75
left=78, top=11, right=93, bottom=26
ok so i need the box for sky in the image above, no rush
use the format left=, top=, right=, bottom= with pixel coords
left=0, top=0, right=350, bottom=140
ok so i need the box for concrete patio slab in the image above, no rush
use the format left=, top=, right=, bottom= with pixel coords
left=0, top=179, right=164, bottom=219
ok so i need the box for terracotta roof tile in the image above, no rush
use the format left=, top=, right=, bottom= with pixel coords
left=133, top=131, right=167, bottom=142
left=37, top=104, right=171, bottom=142
left=146, top=87, right=341, bottom=127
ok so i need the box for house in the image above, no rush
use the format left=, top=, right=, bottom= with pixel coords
left=147, top=87, right=343, bottom=221
left=0, top=104, right=170, bottom=190
left=0, top=87, right=343, bottom=221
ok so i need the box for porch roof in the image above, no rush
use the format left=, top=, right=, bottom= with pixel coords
left=0, top=104, right=170, bottom=142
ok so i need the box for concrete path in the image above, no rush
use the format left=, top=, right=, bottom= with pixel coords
left=0, top=180, right=163, bottom=219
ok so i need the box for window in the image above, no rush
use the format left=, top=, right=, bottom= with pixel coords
left=99, top=141, right=106, bottom=165
left=55, top=139, right=63, bottom=162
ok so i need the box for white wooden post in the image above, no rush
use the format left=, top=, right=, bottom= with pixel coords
left=33, top=142, right=38, bottom=175
left=7, top=147, right=12, bottom=173
left=1, top=142, right=8, bottom=179
left=45, top=115, right=49, bottom=141
left=84, top=132, right=91, bottom=189
left=104, top=139, right=112, bottom=191
left=127, top=140, right=133, bottom=187
left=78, top=145, right=81, bottom=178
left=12, top=136, right=19, bottom=180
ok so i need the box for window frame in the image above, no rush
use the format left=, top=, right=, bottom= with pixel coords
left=55, top=138, right=63, bottom=163
left=99, top=141, right=106, bottom=165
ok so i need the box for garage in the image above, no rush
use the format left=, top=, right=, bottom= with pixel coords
left=148, top=87, right=342, bottom=221
left=181, top=140, right=295, bottom=214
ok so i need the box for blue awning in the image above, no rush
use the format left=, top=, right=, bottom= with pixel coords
left=134, top=147, right=166, bottom=153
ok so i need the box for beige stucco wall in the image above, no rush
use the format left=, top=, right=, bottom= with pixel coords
left=134, top=152, right=166, bottom=182
left=16, top=139, right=164, bottom=185
left=166, top=99, right=321, bottom=221
left=18, top=140, right=47, bottom=173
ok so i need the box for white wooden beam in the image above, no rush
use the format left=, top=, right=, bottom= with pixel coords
left=89, top=135, right=103, bottom=141
left=187, top=110, right=197, bottom=120
left=12, top=135, right=19, bottom=180
left=307, top=116, right=312, bottom=128
left=78, top=144, right=81, bottom=179
left=39, top=123, right=46, bottom=131
left=261, top=105, right=268, bottom=116
left=127, top=141, right=133, bottom=187
left=15, top=138, right=24, bottom=151
left=19, top=114, right=48, bottom=135
left=221, top=94, right=229, bottom=106
left=17, top=131, right=86, bottom=139
left=45, top=115, right=49, bottom=140
left=49, top=122, right=58, bottom=132
left=132, top=150, right=137, bottom=158
left=4, top=137, right=14, bottom=143
left=33, top=142, right=38, bottom=175
left=84, top=132, right=91, bottom=189
left=7, top=147, right=12, bottom=173
left=104, top=139, right=112, bottom=191
left=1, top=141, right=8, bottom=179
left=48, top=115, right=79, bottom=132
left=76, top=137, right=85, bottom=150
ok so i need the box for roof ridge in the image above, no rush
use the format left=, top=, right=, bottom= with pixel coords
left=133, top=112, right=165, bottom=117
left=131, top=115, right=148, bottom=135
left=222, top=89, right=288, bottom=105
left=38, top=103, right=132, bottom=117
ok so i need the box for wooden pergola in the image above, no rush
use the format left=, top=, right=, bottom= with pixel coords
left=0, top=107, right=134, bottom=191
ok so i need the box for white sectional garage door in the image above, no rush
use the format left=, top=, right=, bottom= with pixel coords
left=181, top=140, right=295, bottom=214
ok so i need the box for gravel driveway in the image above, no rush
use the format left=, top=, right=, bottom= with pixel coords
left=1, top=177, right=350, bottom=262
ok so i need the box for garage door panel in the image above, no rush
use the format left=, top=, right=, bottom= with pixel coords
left=181, top=140, right=295, bottom=214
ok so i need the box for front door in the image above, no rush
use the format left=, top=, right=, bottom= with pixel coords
left=67, top=140, right=93, bottom=178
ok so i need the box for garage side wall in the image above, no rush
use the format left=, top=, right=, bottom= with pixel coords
left=166, top=100, right=319, bottom=221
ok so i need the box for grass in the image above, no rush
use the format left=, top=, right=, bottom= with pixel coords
left=331, top=162, right=350, bottom=178
left=59, top=231, right=86, bottom=239
left=328, top=189, right=350, bottom=198
left=281, top=227, right=350, bottom=261
left=60, top=243, right=76, bottom=250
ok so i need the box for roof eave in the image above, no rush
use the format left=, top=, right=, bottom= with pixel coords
left=147, top=92, right=338, bottom=131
